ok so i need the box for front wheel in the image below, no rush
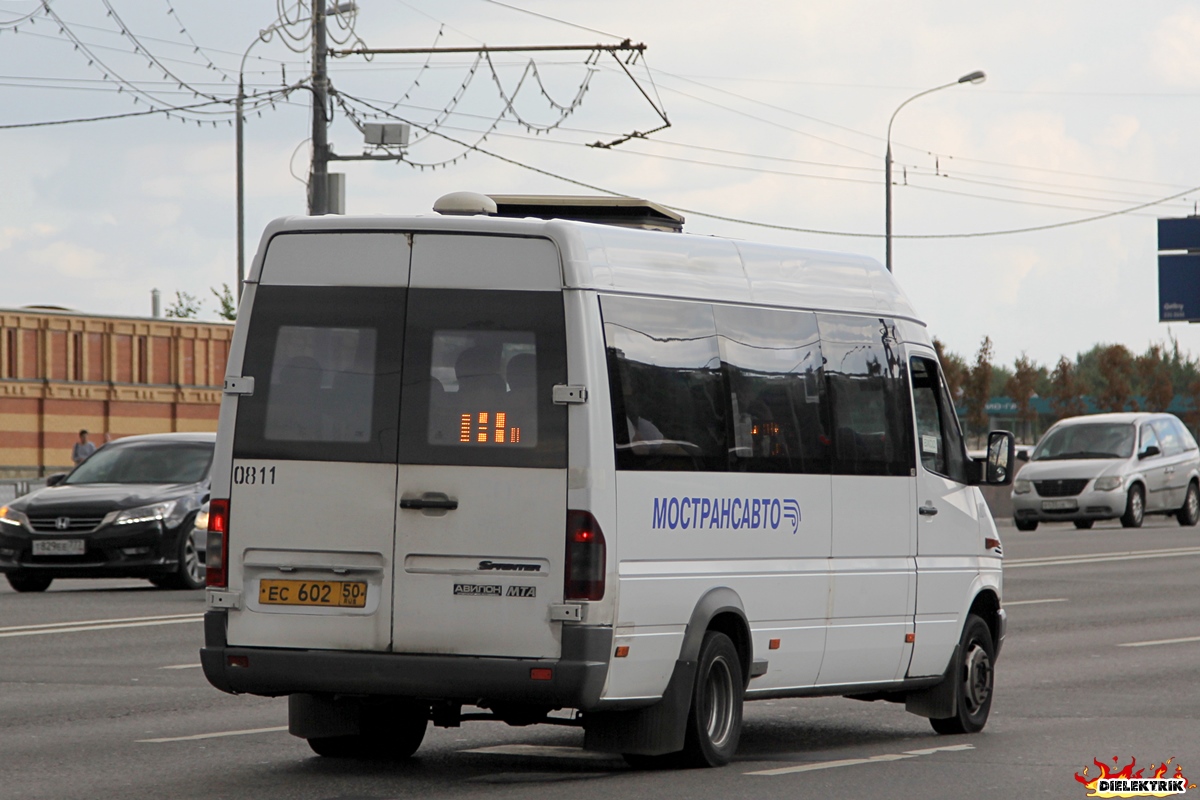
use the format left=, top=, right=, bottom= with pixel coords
left=6, top=573, right=53, bottom=593
left=1013, top=518, right=1038, bottom=532
left=930, top=614, right=995, bottom=735
left=1120, top=485, right=1145, bottom=529
left=1178, top=482, right=1200, bottom=527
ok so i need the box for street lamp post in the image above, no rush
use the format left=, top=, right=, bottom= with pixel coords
left=885, top=70, right=985, bottom=273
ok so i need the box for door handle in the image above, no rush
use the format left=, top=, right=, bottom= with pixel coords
left=400, top=493, right=459, bottom=511
left=918, top=505, right=939, bottom=516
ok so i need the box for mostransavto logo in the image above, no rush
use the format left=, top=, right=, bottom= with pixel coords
left=1075, top=757, right=1195, bottom=798
left=652, top=497, right=801, bottom=534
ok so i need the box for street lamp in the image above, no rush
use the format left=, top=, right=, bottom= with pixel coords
left=884, top=70, right=985, bottom=273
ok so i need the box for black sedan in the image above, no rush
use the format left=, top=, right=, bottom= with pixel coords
left=0, top=432, right=213, bottom=593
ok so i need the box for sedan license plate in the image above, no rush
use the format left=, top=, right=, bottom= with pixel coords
left=259, top=579, right=367, bottom=608
left=1042, top=499, right=1078, bottom=511
left=32, top=539, right=85, bottom=556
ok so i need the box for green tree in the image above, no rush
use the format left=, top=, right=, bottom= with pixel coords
left=1136, top=344, right=1174, bottom=412
left=1048, top=356, right=1087, bottom=421
left=164, top=290, right=201, bottom=319
left=1094, top=344, right=1135, bottom=412
left=933, top=337, right=968, bottom=403
left=962, top=336, right=994, bottom=439
left=211, top=284, right=237, bottom=321
left=1004, top=353, right=1040, bottom=441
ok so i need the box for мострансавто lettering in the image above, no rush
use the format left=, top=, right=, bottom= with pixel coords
left=652, top=497, right=801, bottom=534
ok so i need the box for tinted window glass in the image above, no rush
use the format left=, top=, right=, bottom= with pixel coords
left=1151, top=419, right=1183, bottom=456
left=714, top=305, right=829, bottom=474
left=818, top=315, right=913, bottom=476
left=910, top=356, right=968, bottom=483
left=602, top=296, right=727, bottom=471
left=234, top=286, right=405, bottom=463
left=398, top=289, right=566, bottom=468
left=66, top=441, right=213, bottom=484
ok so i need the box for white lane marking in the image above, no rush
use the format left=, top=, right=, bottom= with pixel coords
left=1006, top=546, right=1200, bottom=569
left=159, top=663, right=203, bottom=670
left=1004, top=598, right=1068, bottom=606
left=0, top=616, right=203, bottom=638
left=746, top=743, right=974, bottom=776
left=138, top=726, right=288, bottom=743
left=463, top=744, right=622, bottom=761
left=1119, top=635, right=1200, bottom=648
left=0, top=613, right=203, bottom=633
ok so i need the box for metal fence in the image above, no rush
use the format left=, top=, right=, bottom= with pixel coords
left=0, top=479, right=37, bottom=504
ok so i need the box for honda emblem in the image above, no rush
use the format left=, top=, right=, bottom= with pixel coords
left=55, top=517, right=70, bottom=530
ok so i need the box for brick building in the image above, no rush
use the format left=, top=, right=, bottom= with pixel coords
left=0, top=306, right=232, bottom=477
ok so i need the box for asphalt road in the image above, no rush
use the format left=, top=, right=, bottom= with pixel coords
left=3, top=515, right=1199, bottom=800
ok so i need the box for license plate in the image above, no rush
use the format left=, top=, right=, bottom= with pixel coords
left=258, top=579, right=367, bottom=608
left=32, top=539, right=85, bottom=556
left=1042, top=499, right=1078, bottom=511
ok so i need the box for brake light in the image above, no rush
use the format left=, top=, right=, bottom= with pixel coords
left=205, top=499, right=229, bottom=588
left=564, top=510, right=605, bottom=601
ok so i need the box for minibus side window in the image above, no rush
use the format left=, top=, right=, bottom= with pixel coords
left=818, top=315, right=913, bottom=477
left=233, top=286, right=405, bottom=463
left=714, top=305, right=831, bottom=474
left=910, top=356, right=968, bottom=483
left=397, top=288, right=567, bottom=469
left=602, top=296, right=728, bottom=472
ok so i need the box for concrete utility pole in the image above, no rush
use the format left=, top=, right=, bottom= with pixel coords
left=309, top=0, right=329, bottom=216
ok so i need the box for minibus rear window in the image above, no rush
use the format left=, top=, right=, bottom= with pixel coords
left=233, top=286, right=405, bottom=463
left=397, top=289, right=567, bottom=469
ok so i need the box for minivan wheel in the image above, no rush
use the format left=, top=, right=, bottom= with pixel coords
left=7, top=573, right=53, bottom=593
left=1178, top=482, right=1200, bottom=527
left=679, top=630, right=744, bottom=768
left=1073, top=519, right=1094, bottom=530
left=1120, top=485, right=1145, bottom=529
left=930, top=614, right=995, bottom=735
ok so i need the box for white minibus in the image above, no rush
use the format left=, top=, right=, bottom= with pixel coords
left=201, top=192, right=1014, bottom=768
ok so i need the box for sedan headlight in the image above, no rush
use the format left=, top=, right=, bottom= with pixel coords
left=0, top=505, right=30, bottom=529
left=105, top=501, right=182, bottom=527
left=1094, top=476, right=1123, bottom=492
left=1013, top=479, right=1032, bottom=495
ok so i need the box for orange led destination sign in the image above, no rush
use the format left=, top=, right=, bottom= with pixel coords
left=459, top=411, right=522, bottom=444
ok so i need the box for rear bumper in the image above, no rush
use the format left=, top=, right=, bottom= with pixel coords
left=200, top=610, right=612, bottom=710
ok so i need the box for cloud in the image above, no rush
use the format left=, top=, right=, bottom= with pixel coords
left=1149, top=9, right=1200, bottom=86
left=26, top=242, right=109, bottom=279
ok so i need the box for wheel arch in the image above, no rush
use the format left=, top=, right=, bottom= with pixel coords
left=969, top=589, right=1001, bottom=652
left=681, top=587, right=752, bottom=689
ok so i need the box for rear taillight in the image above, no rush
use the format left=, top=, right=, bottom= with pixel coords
left=564, top=510, right=605, bottom=601
left=205, top=499, right=229, bottom=588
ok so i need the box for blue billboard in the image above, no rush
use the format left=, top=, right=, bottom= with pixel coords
left=1158, top=217, right=1200, bottom=322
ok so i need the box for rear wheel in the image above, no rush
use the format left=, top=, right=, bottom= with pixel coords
left=307, top=703, right=428, bottom=759
left=1013, top=518, right=1038, bottom=532
left=1073, top=519, right=1094, bottom=530
left=1120, top=485, right=1145, bottom=529
left=1178, top=482, right=1200, bottom=527
left=930, top=614, right=995, bottom=735
left=680, top=631, right=744, bottom=767
left=6, top=573, right=53, bottom=593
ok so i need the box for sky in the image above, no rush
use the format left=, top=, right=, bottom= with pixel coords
left=3, top=0, right=1200, bottom=369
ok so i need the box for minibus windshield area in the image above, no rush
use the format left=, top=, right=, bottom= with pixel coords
left=1032, top=423, right=1135, bottom=461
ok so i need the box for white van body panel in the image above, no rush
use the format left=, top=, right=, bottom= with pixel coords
left=260, top=232, right=411, bottom=286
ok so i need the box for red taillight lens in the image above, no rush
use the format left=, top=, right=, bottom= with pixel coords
left=205, top=499, right=229, bottom=588
left=564, top=510, right=605, bottom=601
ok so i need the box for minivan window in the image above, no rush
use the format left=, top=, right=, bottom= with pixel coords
left=1150, top=418, right=1183, bottom=456
left=1032, top=422, right=1135, bottom=461
left=66, top=441, right=213, bottom=484
left=234, top=286, right=406, bottom=463
left=398, top=288, right=566, bottom=468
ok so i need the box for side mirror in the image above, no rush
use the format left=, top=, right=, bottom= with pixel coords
left=1139, top=445, right=1161, bottom=460
left=984, top=430, right=1015, bottom=486
left=45, top=473, right=67, bottom=487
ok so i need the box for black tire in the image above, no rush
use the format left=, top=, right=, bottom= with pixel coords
left=1013, top=518, right=1038, bottom=532
left=1073, top=519, right=1094, bottom=530
left=1120, top=485, right=1145, bottom=529
left=6, top=573, right=53, bottom=593
left=153, top=527, right=205, bottom=590
left=679, top=631, right=744, bottom=768
left=307, top=702, right=428, bottom=759
left=930, top=614, right=995, bottom=735
left=1178, top=482, right=1200, bottom=527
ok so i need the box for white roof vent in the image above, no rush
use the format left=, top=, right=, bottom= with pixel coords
left=433, top=191, right=497, bottom=216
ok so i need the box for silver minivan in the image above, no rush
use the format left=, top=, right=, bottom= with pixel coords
left=1011, top=412, right=1200, bottom=530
